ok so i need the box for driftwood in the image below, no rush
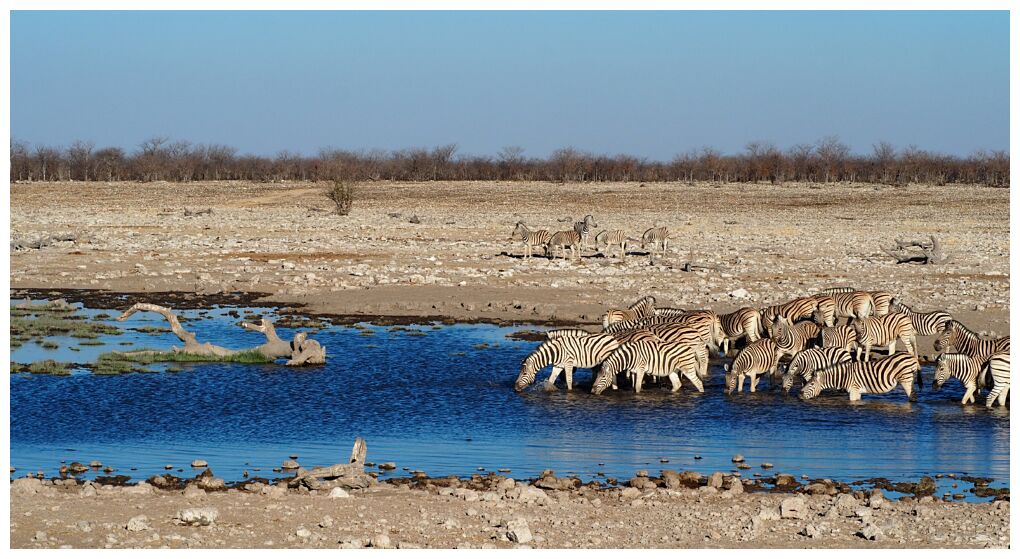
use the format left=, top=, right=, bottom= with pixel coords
left=183, top=207, right=213, bottom=217
left=289, top=437, right=373, bottom=490
left=114, top=303, right=326, bottom=366
left=882, top=235, right=949, bottom=265
left=10, top=232, right=80, bottom=251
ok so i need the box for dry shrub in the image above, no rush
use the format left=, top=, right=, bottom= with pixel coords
left=325, top=179, right=354, bottom=215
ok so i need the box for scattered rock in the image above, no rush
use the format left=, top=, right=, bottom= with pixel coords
left=329, top=487, right=351, bottom=499
left=781, top=496, right=808, bottom=519
left=858, top=523, right=884, bottom=541
left=126, top=515, right=150, bottom=532
left=174, top=507, right=219, bottom=526
left=708, top=472, right=725, bottom=489
left=506, top=518, right=533, bottom=544
left=282, top=460, right=300, bottom=469
left=191, top=459, right=208, bottom=468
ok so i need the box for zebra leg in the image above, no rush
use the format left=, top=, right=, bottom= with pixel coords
left=996, top=385, right=1010, bottom=407
left=887, top=342, right=896, bottom=356
left=564, top=366, right=574, bottom=391
left=902, top=380, right=916, bottom=401
left=849, top=389, right=862, bottom=401
left=749, top=373, right=758, bottom=393
left=668, top=372, right=682, bottom=392
left=634, top=370, right=645, bottom=394
left=547, top=366, right=563, bottom=387
left=864, top=345, right=872, bottom=361
left=687, top=370, right=705, bottom=393
left=737, top=374, right=745, bottom=393
left=962, top=384, right=976, bottom=405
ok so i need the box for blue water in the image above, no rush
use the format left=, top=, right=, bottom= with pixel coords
left=9, top=303, right=1010, bottom=500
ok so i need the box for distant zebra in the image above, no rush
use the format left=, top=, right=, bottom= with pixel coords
left=821, top=325, right=861, bottom=360
left=986, top=352, right=1010, bottom=408
left=573, top=214, right=598, bottom=251
left=548, top=230, right=582, bottom=260
left=851, top=313, right=916, bottom=361
left=799, top=352, right=921, bottom=401
left=591, top=339, right=704, bottom=395
left=760, top=297, right=819, bottom=336
left=719, top=307, right=762, bottom=356
left=724, top=338, right=782, bottom=394
left=510, top=222, right=552, bottom=259
left=641, top=226, right=670, bottom=256
left=781, top=347, right=854, bottom=393
left=514, top=333, right=620, bottom=392
left=935, top=320, right=1010, bottom=389
left=888, top=299, right=952, bottom=336
left=602, top=296, right=657, bottom=329
left=933, top=353, right=989, bottom=405
left=595, top=229, right=628, bottom=258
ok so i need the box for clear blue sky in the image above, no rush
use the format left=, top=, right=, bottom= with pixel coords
left=11, top=10, right=1009, bottom=158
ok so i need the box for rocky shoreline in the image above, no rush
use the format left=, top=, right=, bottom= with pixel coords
left=10, top=466, right=1009, bottom=549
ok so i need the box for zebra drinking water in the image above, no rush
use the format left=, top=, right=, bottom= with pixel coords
left=514, top=333, right=620, bottom=392
left=799, top=352, right=921, bottom=402
left=781, top=347, right=854, bottom=393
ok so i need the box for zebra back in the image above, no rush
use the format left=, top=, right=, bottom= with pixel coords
left=888, top=299, right=952, bottom=336
left=933, top=352, right=981, bottom=390
left=782, top=347, right=853, bottom=392
left=801, top=352, right=919, bottom=400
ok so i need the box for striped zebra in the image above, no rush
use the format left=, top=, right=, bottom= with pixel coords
left=602, top=315, right=677, bottom=334
left=821, top=287, right=894, bottom=316
left=653, top=307, right=688, bottom=318
left=724, top=338, right=782, bottom=394
left=514, top=333, right=620, bottom=392
left=646, top=322, right=715, bottom=379
left=544, top=328, right=595, bottom=340
left=548, top=230, right=582, bottom=260
left=602, top=296, right=657, bottom=329
left=781, top=347, right=854, bottom=393
left=641, top=226, right=670, bottom=256
left=935, top=321, right=1010, bottom=389
left=510, top=222, right=552, bottom=259
left=887, top=299, right=952, bottom=336
left=851, top=313, right=916, bottom=361
left=719, top=307, right=762, bottom=356
left=770, top=316, right=821, bottom=358
left=573, top=215, right=598, bottom=251
left=760, top=297, right=819, bottom=337
left=810, top=295, right=837, bottom=327
left=821, top=325, right=861, bottom=360
left=819, top=289, right=875, bottom=322
left=986, top=353, right=1010, bottom=408
left=590, top=339, right=705, bottom=395
left=933, top=353, right=990, bottom=405
left=595, top=229, right=628, bottom=258
left=673, top=310, right=725, bottom=348
left=799, top=352, right=921, bottom=402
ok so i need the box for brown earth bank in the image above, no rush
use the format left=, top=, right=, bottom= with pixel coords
left=9, top=180, right=1010, bottom=335
left=9, top=471, right=1009, bottom=549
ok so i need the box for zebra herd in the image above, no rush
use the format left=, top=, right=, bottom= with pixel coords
left=513, top=289, right=1011, bottom=407
left=511, top=215, right=671, bottom=259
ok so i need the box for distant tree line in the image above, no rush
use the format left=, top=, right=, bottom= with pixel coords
left=9, top=135, right=1009, bottom=186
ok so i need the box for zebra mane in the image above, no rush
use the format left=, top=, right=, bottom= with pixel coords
left=946, top=320, right=982, bottom=338
left=819, top=286, right=857, bottom=295
left=545, top=328, right=593, bottom=340
left=628, top=295, right=656, bottom=312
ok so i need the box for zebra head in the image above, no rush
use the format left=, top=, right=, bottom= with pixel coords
left=723, top=363, right=737, bottom=395
left=590, top=368, right=615, bottom=395
left=514, top=359, right=539, bottom=392
left=849, top=318, right=869, bottom=344
left=585, top=214, right=597, bottom=228
left=799, top=376, right=823, bottom=400
left=932, top=353, right=954, bottom=391
left=933, top=322, right=957, bottom=353
left=781, top=372, right=798, bottom=394
left=511, top=222, right=527, bottom=240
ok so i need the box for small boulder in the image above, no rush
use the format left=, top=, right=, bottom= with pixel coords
left=282, top=460, right=300, bottom=469
left=780, top=496, right=807, bottom=519
left=329, top=487, right=351, bottom=499
left=191, top=460, right=208, bottom=468
left=506, top=518, right=533, bottom=544
left=708, top=472, right=725, bottom=489
left=126, top=515, right=150, bottom=532
left=858, top=523, right=883, bottom=541
left=175, top=507, right=218, bottom=526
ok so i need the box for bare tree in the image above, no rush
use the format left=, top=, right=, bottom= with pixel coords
left=68, top=140, right=95, bottom=181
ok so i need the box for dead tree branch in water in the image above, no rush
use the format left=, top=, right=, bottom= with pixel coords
left=114, top=302, right=326, bottom=365
left=882, top=235, right=949, bottom=265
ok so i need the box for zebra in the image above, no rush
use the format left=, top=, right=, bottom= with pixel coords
left=591, top=339, right=704, bottom=395
left=810, top=295, right=837, bottom=327
left=851, top=313, right=916, bottom=361
left=602, top=296, right=657, bottom=329
left=544, top=328, right=594, bottom=340
left=888, top=299, right=952, bottom=336
left=799, top=352, right=921, bottom=402
left=652, top=307, right=688, bottom=318
left=719, top=307, right=762, bottom=356
left=934, top=321, right=1010, bottom=389
left=641, top=226, right=670, bottom=256
left=573, top=214, right=598, bottom=251
left=510, top=222, right=552, bottom=259
left=646, top=322, right=715, bottom=379
left=760, top=297, right=819, bottom=336
left=724, top=338, right=782, bottom=394
left=770, top=315, right=821, bottom=358
left=781, top=347, right=854, bottom=393
left=821, top=325, right=861, bottom=360
left=514, top=333, right=620, bottom=392
left=820, top=289, right=875, bottom=322
left=933, top=353, right=990, bottom=405
left=595, top=229, right=628, bottom=258
left=602, top=315, right=677, bottom=334
left=821, top=287, right=894, bottom=317
left=547, top=230, right=582, bottom=260
left=986, top=352, right=1010, bottom=408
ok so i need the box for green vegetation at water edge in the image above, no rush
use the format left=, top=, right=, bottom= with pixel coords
left=11, top=359, right=72, bottom=375
left=94, top=349, right=274, bottom=374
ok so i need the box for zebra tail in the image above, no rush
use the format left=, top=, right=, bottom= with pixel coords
left=914, top=356, right=923, bottom=389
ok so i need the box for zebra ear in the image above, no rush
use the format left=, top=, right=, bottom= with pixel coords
left=723, top=363, right=730, bottom=372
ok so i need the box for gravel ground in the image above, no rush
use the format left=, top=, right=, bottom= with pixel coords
left=9, top=180, right=1009, bottom=333
left=9, top=473, right=1009, bottom=549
